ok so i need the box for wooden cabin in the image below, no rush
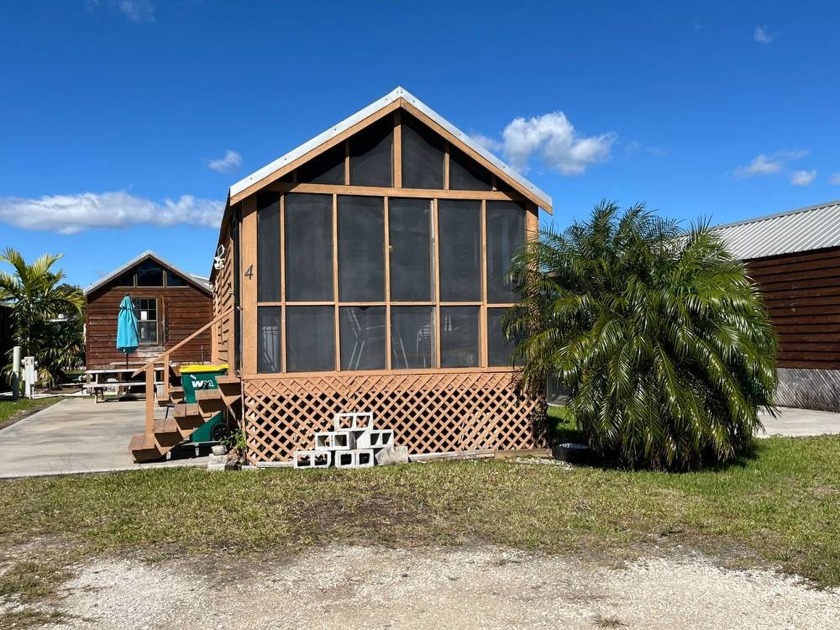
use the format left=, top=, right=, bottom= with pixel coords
left=0, top=302, right=12, bottom=392
left=131, top=87, right=554, bottom=463
left=84, top=251, right=213, bottom=369
left=715, top=200, right=840, bottom=411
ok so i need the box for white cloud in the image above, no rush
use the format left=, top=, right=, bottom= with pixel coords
left=0, top=191, right=223, bottom=234
left=470, top=133, right=502, bottom=153
left=494, top=112, right=615, bottom=175
left=754, top=26, right=773, bottom=44
left=829, top=173, right=840, bottom=185
left=624, top=141, right=668, bottom=158
left=88, top=0, right=155, bottom=23
left=207, top=150, right=242, bottom=173
left=790, top=170, right=817, bottom=186
left=734, top=150, right=809, bottom=178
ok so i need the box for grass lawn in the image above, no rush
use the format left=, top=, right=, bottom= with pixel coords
left=0, top=397, right=61, bottom=430
left=0, top=433, right=838, bottom=594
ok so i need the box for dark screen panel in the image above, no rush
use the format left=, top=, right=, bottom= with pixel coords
left=257, top=307, right=281, bottom=373
left=286, top=306, right=335, bottom=372
left=349, top=116, right=393, bottom=187
left=257, top=192, right=280, bottom=302
left=402, top=113, right=444, bottom=189
left=487, top=308, right=514, bottom=367
left=339, top=306, right=386, bottom=370
left=391, top=306, right=435, bottom=369
left=165, top=271, right=187, bottom=287
left=486, top=201, right=525, bottom=303
left=136, top=260, right=164, bottom=287
left=438, top=199, right=481, bottom=301
left=285, top=194, right=334, bottom=301
left=338, top=196, right=385, bottom=302
left=449, top=146, right=493, bottom=191
left=440, top=306, right=479, bottom=368
left=297, top=144, right=345, bottom=185
left=389, top=198, right=433, bottom=302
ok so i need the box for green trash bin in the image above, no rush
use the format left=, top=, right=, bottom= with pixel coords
left=179, top=364, right=229, bottom=443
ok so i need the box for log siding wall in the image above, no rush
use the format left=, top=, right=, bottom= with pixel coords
left=745, top=246, right=840, bottom=370
left=86, top=285, right=213, bottom=369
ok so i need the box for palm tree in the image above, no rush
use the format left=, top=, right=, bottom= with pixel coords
left=506, top=202, right=777, bottom=470
left=0, top=248, right=84, bottom=386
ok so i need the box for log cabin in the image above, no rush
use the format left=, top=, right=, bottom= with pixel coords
left=84, top=251, right=213, bottom=370
left=130, top=87, right=554, bottom=463
left=715, top=200, right=840, bottom=411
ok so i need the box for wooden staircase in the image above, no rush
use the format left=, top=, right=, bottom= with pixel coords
left=128, top=307, right=241, bottom=463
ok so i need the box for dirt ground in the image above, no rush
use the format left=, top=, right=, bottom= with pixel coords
left=27, top=545, right=840, bottom=629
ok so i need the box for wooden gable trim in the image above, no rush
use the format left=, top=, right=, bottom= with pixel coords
left=229, top=100, right=402, bottom=206
left=87, top=253, right=212, bottom=300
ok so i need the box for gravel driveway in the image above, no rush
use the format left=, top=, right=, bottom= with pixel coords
left=46, top=545, right=839, bottom=629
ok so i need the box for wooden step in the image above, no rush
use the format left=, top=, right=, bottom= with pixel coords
left=156, top=386, right=184, bottom=408
left=172, top=409, right=206, bottom=436
left=215, top=376, right=242, bottom=408
left=153, top=418, right=184, bottom=450
left=195, top=389, right=225, bottom=418
left=129, top=433, right=161, bottom=463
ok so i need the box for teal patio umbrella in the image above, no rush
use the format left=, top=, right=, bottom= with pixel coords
left=116, top=295, right=140, bottom=368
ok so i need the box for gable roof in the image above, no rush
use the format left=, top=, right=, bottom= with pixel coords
left=228, top=86, right=553, bottom=213
left=713, top=199, right=840, bottom=260
left=84, top=250, right=212, bottom=297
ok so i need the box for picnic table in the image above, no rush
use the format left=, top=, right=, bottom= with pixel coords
left=83, top=367, right=165, bottom=403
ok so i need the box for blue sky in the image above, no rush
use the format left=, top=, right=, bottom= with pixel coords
left=1, top=0, right=838, bottom=287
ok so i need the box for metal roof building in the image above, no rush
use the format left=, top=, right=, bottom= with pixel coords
left=714, top=200, right=840, bottom=260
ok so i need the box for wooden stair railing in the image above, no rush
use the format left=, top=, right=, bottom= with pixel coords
left=129, top=307, right=235, bottom=462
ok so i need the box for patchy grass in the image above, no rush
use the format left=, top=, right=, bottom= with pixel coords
left=0, top=436, right=838, bottom=589
left=0, top=556, right=74, bottom=629
left=0, top=397, right=61, bottom=431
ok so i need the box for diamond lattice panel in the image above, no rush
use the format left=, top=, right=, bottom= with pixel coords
left=242, top=370, right=546, bottom=462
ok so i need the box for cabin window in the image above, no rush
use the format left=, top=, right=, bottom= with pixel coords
left=486, top=201, right=525, bottom=303
left=286, top=306, right=335, bottom=372
left=257, top=307, right=281, bottom=373
left=449, top=146, right=492, bottom=191
left=135, top=261, right=164, bottom=287
left=165, top=271, right=187, bottom=287
left=389, top=198, right=433, bottom=302
left=297, top=144, right=345, bottom=185
left=402, top=113, right=444, bottom=189
left=391, top=306, right=435, bottom=369
left=133, top=298, right=158, bottom=345
left=285, top=193, right=333, bottom=301
left=349, top=117, right=393, bottom=187
left=257, top=192, right=281, bottom=302
left=438, top=199, right=481, bottom=301
left=339, top=306, right=386, bottom=370
left=338, top=196, right=385, bottom=302
left=440, top=306, right=479, bottom=368
left=115, top=271, right=134, bottom=287
left=487, top=308, right=514, bottom=367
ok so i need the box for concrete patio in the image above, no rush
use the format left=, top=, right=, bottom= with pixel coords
left=0, top=397, right=207, bottom=478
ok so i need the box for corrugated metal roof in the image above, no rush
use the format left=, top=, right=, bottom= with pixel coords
left=84, top=251, right=212, bottom=296
left=229, top=86, right=553, bottom=212
left=713, top=199, right=840, bottom=260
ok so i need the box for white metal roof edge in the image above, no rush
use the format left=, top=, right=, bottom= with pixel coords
left=713, top=198, right=840, bottom=231
left=83, top=250, right=212, bottom=296
left=228, top=86, right=553, bottom=210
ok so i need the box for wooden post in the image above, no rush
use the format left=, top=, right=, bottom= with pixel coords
left=241, top=196, right=258, bottom=374
left=163, top=357, right=170, bottom=398
left=145, top=364, right=155, bottom=439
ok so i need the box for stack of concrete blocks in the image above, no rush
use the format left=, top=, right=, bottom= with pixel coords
left=293, top=412, right=394, bottom=469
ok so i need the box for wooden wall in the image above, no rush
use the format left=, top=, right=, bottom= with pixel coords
left=86, top=285, right=213, bottom=369
left=212, top=227, right=235, bottom=366
left=746, top=246, right=840, bottom=370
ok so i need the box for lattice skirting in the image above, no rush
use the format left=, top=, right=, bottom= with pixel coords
left=242, top=371, right=547, bottom=463
left=776, top=368, right=840, bottom=412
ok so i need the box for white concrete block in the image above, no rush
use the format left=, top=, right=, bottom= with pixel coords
left=334, top=450, right=357, bottom=468
left=356, top=448, right=374, bottom=468
left=356, top=429, right=395, bottom=449
left=334, top=412, right=374, bottom=430
left=293, top=450, right=332, bottom=469
left=314, top=432, right=331, bottom=451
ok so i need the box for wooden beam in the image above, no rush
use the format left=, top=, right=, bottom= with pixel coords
left=384, top=197, right=392, bottom=369
left=265, top=182, right=525, bottom=201
left=394, top=111, right=402, bottom=188
left=480, top=199, right=488, bottom=367
left=332, top=193, right=340, bottom=371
